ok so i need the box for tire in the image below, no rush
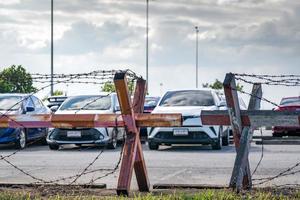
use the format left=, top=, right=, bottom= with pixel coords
left=148, top=141, right=159, bottom=150
left=222, top=129, right=230, bottom=146
left=15, top=130, right=27, bottom=149
left=49, top=144, right=59, bottom=150
left=107, top=129, right=118, bottom=149
left=212, top=128, right=222, bottom=150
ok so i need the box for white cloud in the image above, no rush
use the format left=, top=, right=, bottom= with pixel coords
left=0, top=0, right=299, bottom=106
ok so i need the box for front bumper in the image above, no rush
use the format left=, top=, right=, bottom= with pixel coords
left=47, top=128, right=110, bottom=145
left=148, top=126, right=219, bottom=145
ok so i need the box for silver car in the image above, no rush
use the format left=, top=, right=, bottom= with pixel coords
left=47, top=93, right=124, bottom=150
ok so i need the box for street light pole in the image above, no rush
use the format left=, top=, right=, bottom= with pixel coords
left=50, top=0, right=54, bottom=95
left=195, top=26, right=199, bottom=88
left=146, top=0, right=149, bottom=92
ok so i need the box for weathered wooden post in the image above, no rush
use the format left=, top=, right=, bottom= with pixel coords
left=229, top=83, right=262, bottom=191
left=114, top=72, right=149, bottom=195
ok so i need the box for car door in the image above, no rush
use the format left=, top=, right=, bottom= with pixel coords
left=30, top=96, right=48, bottom=139
left=23, top=96, right=39, bottom=140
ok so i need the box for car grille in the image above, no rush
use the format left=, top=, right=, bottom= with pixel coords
left=154, top=131, right=209, bottom=140
left=50, top=128, right=102, bottom=141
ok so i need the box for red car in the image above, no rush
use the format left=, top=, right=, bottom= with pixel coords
left=273, top=96, right=300, bottom=137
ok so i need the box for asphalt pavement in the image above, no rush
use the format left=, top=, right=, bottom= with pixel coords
left=0, top=130, right=300, bottom=190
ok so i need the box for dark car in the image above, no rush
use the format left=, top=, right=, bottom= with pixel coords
left=47, top=95, right=67, bottom=112
left=140, top=96, right=160, bottom=142
left=0, top=94, right=51, bottom=149
left=273, top=96, right=300, bottom=137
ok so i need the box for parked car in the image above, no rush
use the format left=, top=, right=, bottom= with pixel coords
left=47, top=95, right=67, bottom=112
left=47, top=93, right=125, bottom=150
left=0, top=94, right=51, bottom=149
left=140, top=96, right=160, bottom=142
left=273, top=96, right=300, bottom=137
left=148, top=89, right=224, bottom=150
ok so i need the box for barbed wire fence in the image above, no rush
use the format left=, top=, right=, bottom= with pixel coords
left=233, top=73, right=300, bottom=188
left=1, top=70, right=300, bottom=191
left=0, top=69, right=140, bottom=189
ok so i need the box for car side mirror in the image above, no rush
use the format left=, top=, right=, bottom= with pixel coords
left=26, top=106, right=35, bottom=112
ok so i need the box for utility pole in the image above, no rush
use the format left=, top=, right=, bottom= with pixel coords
left=50, top=0, right=54, bottom=95
left=195, top=26, right=199, bottom=88
left=146, top=0, right=149, bottom=92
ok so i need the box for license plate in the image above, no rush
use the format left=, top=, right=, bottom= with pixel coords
left=173, top=129, right=188, bottom=136
left=67, top=131, right=81, bottom=137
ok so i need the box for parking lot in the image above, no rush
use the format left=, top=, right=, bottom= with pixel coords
left=0, top=130, right=299, bottom=190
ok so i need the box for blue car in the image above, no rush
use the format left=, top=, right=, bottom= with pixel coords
left=0, top=94, right=51, bottom=149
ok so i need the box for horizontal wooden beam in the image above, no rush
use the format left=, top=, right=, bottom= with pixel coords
left=0, top=113, right=182, bottom=128
left=201, top=110, right=300, bottom=127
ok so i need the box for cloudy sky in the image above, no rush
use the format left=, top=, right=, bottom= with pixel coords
left=0, top=0, right=299, bottom=107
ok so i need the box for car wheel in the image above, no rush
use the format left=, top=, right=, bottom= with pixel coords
left=107, top=129, right=118, bottom=149
left=49, top=144, right=60, bottom=150
left=222, top=129, right=230, bottom=146
left=148, top=141, right=159, bottom=150
left=212, top=128, right=222, bottom=150
left=15, top=130, right=27, bottom=149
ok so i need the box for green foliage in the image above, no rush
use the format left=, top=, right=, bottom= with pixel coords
left=0, top=189, right=298, bottom=200
left=101, top=81, right=134, bottom=93
left=203, top=79, right=244, bottom=92
left=53, top=90, right=64, bottom=96
left=0, top=65, right=36, bottom=93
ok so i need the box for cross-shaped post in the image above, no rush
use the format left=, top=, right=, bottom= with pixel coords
left=114, top=72, right=149, bottom=196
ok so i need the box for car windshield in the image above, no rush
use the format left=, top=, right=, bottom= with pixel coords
left=159, top=90, right=215, bottom=107
left=0, top=96, right=23, bottom=111
left=144, top=97, right=159, bottom=107
left=280, top=97, right=300, bottom=106
left=59, top=96, right=111, bottom=110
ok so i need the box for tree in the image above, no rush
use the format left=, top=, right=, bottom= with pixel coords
left=101, top=81, right=135, bottom=93
left=0, top=65, right=36, bottom=93
left=52, top=90, right=64, bottom=96
left=202, top=79, right=244, bottom=92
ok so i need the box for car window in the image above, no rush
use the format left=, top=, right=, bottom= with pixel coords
left=159, top=90, right=215, bottom=107
left=31, top=96, right=43, bottom=109
left=59, top=95, right=111, bottom=110
left=25, top=97, right=34, bottom=108
left=280, top=97, right=300, bottom=106
left=0, top=96, right=22, bottom=111
left=144, top=97, right=159, bottom=107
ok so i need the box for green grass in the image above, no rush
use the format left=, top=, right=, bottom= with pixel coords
left=0, top=189, right=299, bottom=200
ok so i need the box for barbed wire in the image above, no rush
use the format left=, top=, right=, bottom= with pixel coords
left=235, top=76, right=300, bottom=87
left=252, top=160, right=300, bottom=186
left=0, top=69, right=137, bottom=186
left=234, top=73, right=300, bottom=78
left=235, top=88, right=280, bottom=107
left=32, top=80, right=112, bottom=85
left=251, top=128, right=264, bottom=177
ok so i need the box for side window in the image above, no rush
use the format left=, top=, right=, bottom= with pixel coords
left=31, top=96, right=42, bottom=109
left=25, top=97, right=34, bottom=108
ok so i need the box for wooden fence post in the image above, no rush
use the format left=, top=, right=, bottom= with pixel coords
left=227, top=80, right=262, bottom=191
left=114, top=72, right=149, bottom=196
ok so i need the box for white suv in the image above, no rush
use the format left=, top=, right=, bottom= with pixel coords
left=148, top=89, right=223, bottom=150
